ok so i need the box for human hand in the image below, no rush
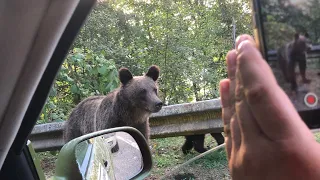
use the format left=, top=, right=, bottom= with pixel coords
left=220, top=35, right=320, bottom=180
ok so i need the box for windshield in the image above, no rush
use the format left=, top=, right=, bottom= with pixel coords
left=33, top=0, right=320, bottom=179
left=36, top=0, right=251, bottom=179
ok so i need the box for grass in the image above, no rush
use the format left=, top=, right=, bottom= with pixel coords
left=36, top=151, right=59, bottom=179
left=37, top=132, right=320, bottom=179
left=191, top=150, right=228, bottom=169
left=146, top=135, right=229, bottom=179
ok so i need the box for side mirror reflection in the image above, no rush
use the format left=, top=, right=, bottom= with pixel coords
left=75, top=132, right=143, bottom=180
left=54, top=127, right=152, bottom=180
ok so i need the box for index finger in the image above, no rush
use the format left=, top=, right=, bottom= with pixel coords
left=236, top=39, right=312, bottom=141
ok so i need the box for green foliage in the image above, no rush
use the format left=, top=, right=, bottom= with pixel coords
left=39, top=0, right=320, bottom=124
left=73, top=0, right=252, bottom=105
left=39, top=0, right=253, bottom=123
left=261, top=0, right=320, bottom=48
left=264, top=22, right=296, bottom=50
left=315, top=132, right=320, bottom=143
left=38, top=48, right=119, bottom=124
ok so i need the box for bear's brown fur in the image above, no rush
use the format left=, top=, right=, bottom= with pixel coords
left=63, top=65, right=163, bottom=142
left=277, top=32, right=312, bottom=92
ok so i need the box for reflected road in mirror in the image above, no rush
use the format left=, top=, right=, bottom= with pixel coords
left=108, top=132, right=143, bottom=180
left=75, top=131, right=143, bottom=180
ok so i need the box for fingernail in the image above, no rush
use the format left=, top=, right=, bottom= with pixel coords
left=237, top=40, right=255, bottom=53
left=220, top=79, right=230, bottom=92
left=219, top=79, right=230, bottom=108
left=227, top=50, right=237, bottom=70
left=236, top=35, right=251, bottom=50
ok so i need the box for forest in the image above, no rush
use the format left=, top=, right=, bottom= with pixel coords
left=38, top=0, right=320, bottom=124
left=261, top=0, right=320, bottom=50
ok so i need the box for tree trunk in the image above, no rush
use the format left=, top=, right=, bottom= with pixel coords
left=193, top=81, right=200, bottom=101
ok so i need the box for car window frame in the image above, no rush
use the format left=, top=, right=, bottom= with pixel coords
left=0, top=0, right=96, bottom=179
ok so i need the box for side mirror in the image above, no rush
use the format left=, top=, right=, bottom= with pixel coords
left=52, top=127, right=152, bottom=180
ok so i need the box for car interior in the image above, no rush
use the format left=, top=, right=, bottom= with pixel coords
left=0, top=0, right=96, bottom=179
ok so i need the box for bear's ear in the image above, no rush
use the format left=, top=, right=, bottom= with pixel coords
left=119, top=68, right=133, bottom=85
left=146, top=65, right=160, bottom=81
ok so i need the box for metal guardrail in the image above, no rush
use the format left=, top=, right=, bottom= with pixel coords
left=267, top=44, right=320, bottom=61
left=30, top=99, right=223, bottom=152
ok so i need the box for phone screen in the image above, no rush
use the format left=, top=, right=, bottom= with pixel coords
left=252, top=0, right=320, bottom=128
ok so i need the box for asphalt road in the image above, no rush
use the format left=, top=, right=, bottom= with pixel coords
left=111, top=132, right=143, bottom=180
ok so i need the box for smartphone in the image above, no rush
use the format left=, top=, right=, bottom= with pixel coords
left=251, top=0, right=320, bottom=128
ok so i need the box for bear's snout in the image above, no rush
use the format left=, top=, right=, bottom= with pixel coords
left=154, top=101, right=163, bottom=112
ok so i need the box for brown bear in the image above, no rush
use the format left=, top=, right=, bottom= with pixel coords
left=182, top=133, right=225, bottom=154
left=63, top=65, right=163, bottom=143
left=277, top=32, right=312, bottom=93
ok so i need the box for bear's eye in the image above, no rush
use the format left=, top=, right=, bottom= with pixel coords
left=139, top=89, right=147, bottom=101
left=154, top=88, right=157, bottom=95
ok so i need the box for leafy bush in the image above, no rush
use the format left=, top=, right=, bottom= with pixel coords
left=38, top=48, right=119, bottom=124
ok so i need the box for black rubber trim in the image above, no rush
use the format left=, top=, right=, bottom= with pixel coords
left=251, top=0, right=268, bottom=61
left=11, top=0, right=96, bottom=154
left=0, top=146, right=38, bottom=180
